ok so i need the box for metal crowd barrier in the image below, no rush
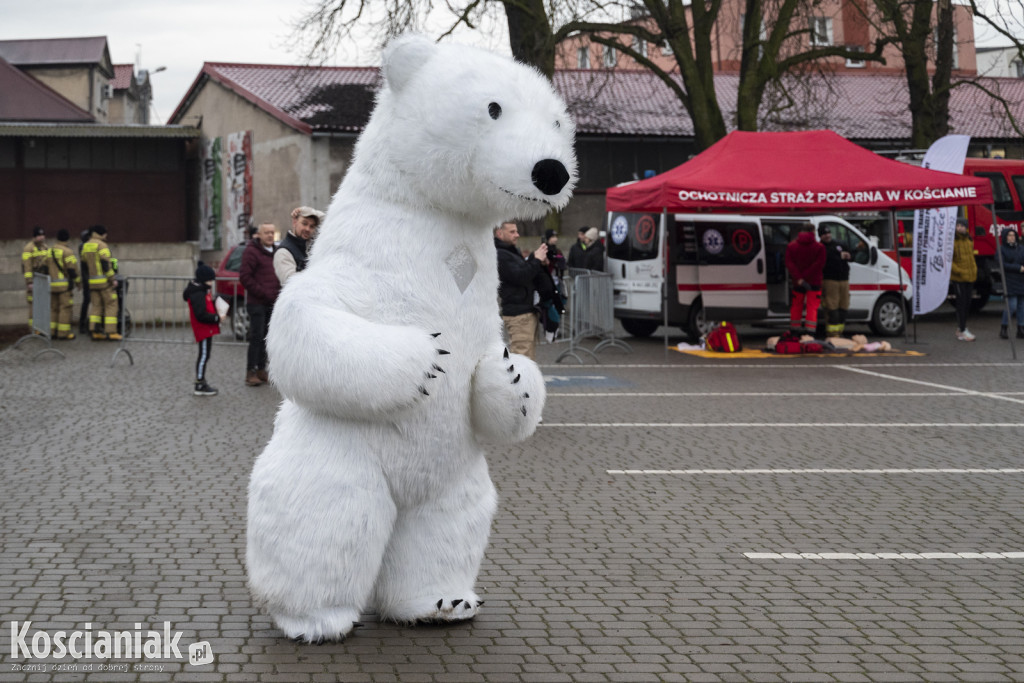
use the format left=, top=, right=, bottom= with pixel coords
left=12, top=273, right=65, bottom=360
left=555, top=268, right=632, bottom=364
left=111, top=275, right=248, bottom=366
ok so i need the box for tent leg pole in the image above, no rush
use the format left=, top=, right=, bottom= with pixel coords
left=664, top=281, right=668, bottom=360
left=891, top=211, right=910, bottom=345
left=663, top=210, right=669, bottom=360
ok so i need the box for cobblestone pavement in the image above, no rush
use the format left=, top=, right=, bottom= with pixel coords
left=1, top=307, right=1023, bottom=682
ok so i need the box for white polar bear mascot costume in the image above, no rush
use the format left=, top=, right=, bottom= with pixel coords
left=246, top=34, right=577, bottom=642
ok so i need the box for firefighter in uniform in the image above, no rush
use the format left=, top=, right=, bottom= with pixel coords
left=81, top=225, right=122, bottom=340
left=47, top=229, right=81, bottom=340
left=21, top=226, right=49, bottom=331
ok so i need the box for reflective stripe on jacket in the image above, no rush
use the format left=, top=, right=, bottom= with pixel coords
left=47, top=242, right=80, bottom=293
left=22, top=240, right=49, bottom=282
left=82, top=237, right=115, bottom=287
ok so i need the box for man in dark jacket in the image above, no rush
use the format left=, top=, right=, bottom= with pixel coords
left=785, top=222, right=826, bottom=335
left=495, top=221, right=548, bottom=360
left=818, top=224, right=851, bottom=337
left=566, top=227, right=588, bottom=269
left=239, top=222, right=281, bottom=386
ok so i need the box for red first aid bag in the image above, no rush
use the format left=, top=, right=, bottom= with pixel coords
left=705, top=321, right=742, bottom=353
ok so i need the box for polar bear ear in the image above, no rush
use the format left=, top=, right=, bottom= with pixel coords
left=383, top=34, right=437, bottom=94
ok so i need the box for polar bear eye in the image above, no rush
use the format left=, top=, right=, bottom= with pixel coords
left=488, top=102, right=502, bottom=120
left=554, top=120, right=561, bottom=129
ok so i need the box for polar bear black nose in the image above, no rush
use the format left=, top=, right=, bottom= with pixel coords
left=532, top=159, right=570, bottom=196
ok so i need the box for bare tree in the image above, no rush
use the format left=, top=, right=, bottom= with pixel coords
left=289, top=0, right=888, bottom=150
left=556, top=0, right=889, bottom=148
left=848, top=0, right=1024, bottom=147
left=865, top=0, right=955, bottom=147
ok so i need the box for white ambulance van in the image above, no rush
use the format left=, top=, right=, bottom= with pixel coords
left=607, top=212, right=912, bottom=339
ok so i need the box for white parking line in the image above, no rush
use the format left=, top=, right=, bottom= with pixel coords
left=607, top=468, right=1024, bottom=474
left=541, top=362, right=1024, bottom=369
left=746, top=551, right=1024, bottom=560
left=547, top=391, right=1024, bottom=397
left=540, top=422, right=1024, bottom=428
left=838, top=365, right=1024, bottom=405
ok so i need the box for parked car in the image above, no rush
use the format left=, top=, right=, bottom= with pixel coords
left=214, top=243, right=249, bottom=340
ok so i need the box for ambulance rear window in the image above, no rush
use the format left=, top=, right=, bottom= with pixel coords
left=607, top=213, right=660, bottom=261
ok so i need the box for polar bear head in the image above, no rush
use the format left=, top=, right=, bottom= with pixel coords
left=355, top=34, right=577, bottom=224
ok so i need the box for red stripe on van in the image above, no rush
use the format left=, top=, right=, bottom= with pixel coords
left=849, top=284, right=908, bottom=292
left=677, top=283, right=768, bottom=292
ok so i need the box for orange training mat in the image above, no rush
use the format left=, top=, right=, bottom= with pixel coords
left=672, top=346, right=926, bottom=359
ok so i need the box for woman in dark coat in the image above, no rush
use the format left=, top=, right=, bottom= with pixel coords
left=999, top=228, right=1024, bottom=339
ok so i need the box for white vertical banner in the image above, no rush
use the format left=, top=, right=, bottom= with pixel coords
left=224, top=131, right=253, bottom=248
left=198, top=137, right=223, bottom=251
left=912, top=135, right=971, bottom=316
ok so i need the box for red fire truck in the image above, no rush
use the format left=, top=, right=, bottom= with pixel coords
left=846, top=158, right=1024, bottom=310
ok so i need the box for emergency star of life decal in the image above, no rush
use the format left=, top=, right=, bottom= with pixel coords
left=611, top=215, right=629, bottom=245
left=702, top=228, right=725, bottom=255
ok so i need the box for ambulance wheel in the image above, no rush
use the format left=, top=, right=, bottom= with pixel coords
left=870, top=294, right=906, bottom=337
left=621, top=318, right=660, bottom=338
left=686, top=299, right=714, bottom=341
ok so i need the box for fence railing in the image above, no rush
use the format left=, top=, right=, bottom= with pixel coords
left=12, top=273, right=65, bottom=360
left=111, top=275, right=248, bottom=366
left=555, top=268, right=632, bottom=364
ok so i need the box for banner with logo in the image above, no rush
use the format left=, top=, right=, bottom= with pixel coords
left=911, top=135, right=971, bottom=316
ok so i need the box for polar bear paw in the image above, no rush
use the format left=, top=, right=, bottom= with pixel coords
left=415, top=598, right=483, bottom=624
left=470, top=346, right=546, bottom=442
left=415, top=332, right=449, bottom=399
left=273, top=607, right=364, bottom=643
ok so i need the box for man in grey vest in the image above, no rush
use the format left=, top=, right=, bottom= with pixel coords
left=274, top=206, right=324, bottom=285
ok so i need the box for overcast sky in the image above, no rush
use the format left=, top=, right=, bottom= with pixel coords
left=0, top=0, right=510, bottom=124
left=0, top=0, right=1017, bottom=125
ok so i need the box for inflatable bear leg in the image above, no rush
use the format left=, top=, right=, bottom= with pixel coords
left=247, top=404, right=397, bottom=641
left=371, top=456, right=497, bottom=624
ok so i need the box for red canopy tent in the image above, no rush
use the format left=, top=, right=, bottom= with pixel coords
left=606, top=130, right=993, bottom=212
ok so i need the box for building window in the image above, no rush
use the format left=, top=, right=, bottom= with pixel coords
left=1015, top=59, right=1024, bottom=78
left=632, top=35, right=647, bottom=59
left=577, top=46, right=590, bottom=69
left=845, top=45, right=865, bottom=68
left=661, top=40, right=672, bottom=56
left=603, top=45, right=617, bottom=68
left=809, top=17, right=833, bottom=46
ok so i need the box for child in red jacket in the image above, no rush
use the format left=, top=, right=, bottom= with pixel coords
left=183, top=263, right=222, bottom=396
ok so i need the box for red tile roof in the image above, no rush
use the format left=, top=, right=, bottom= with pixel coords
left=171, top=62, right=380, bottom=134
left=171, top=61, right=1024, bottom=142
left=556, top=69, right=1024, bottom=141
left=112, top=64, right=135, bottom=90
left=0, top=56, right=94, bottom=123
